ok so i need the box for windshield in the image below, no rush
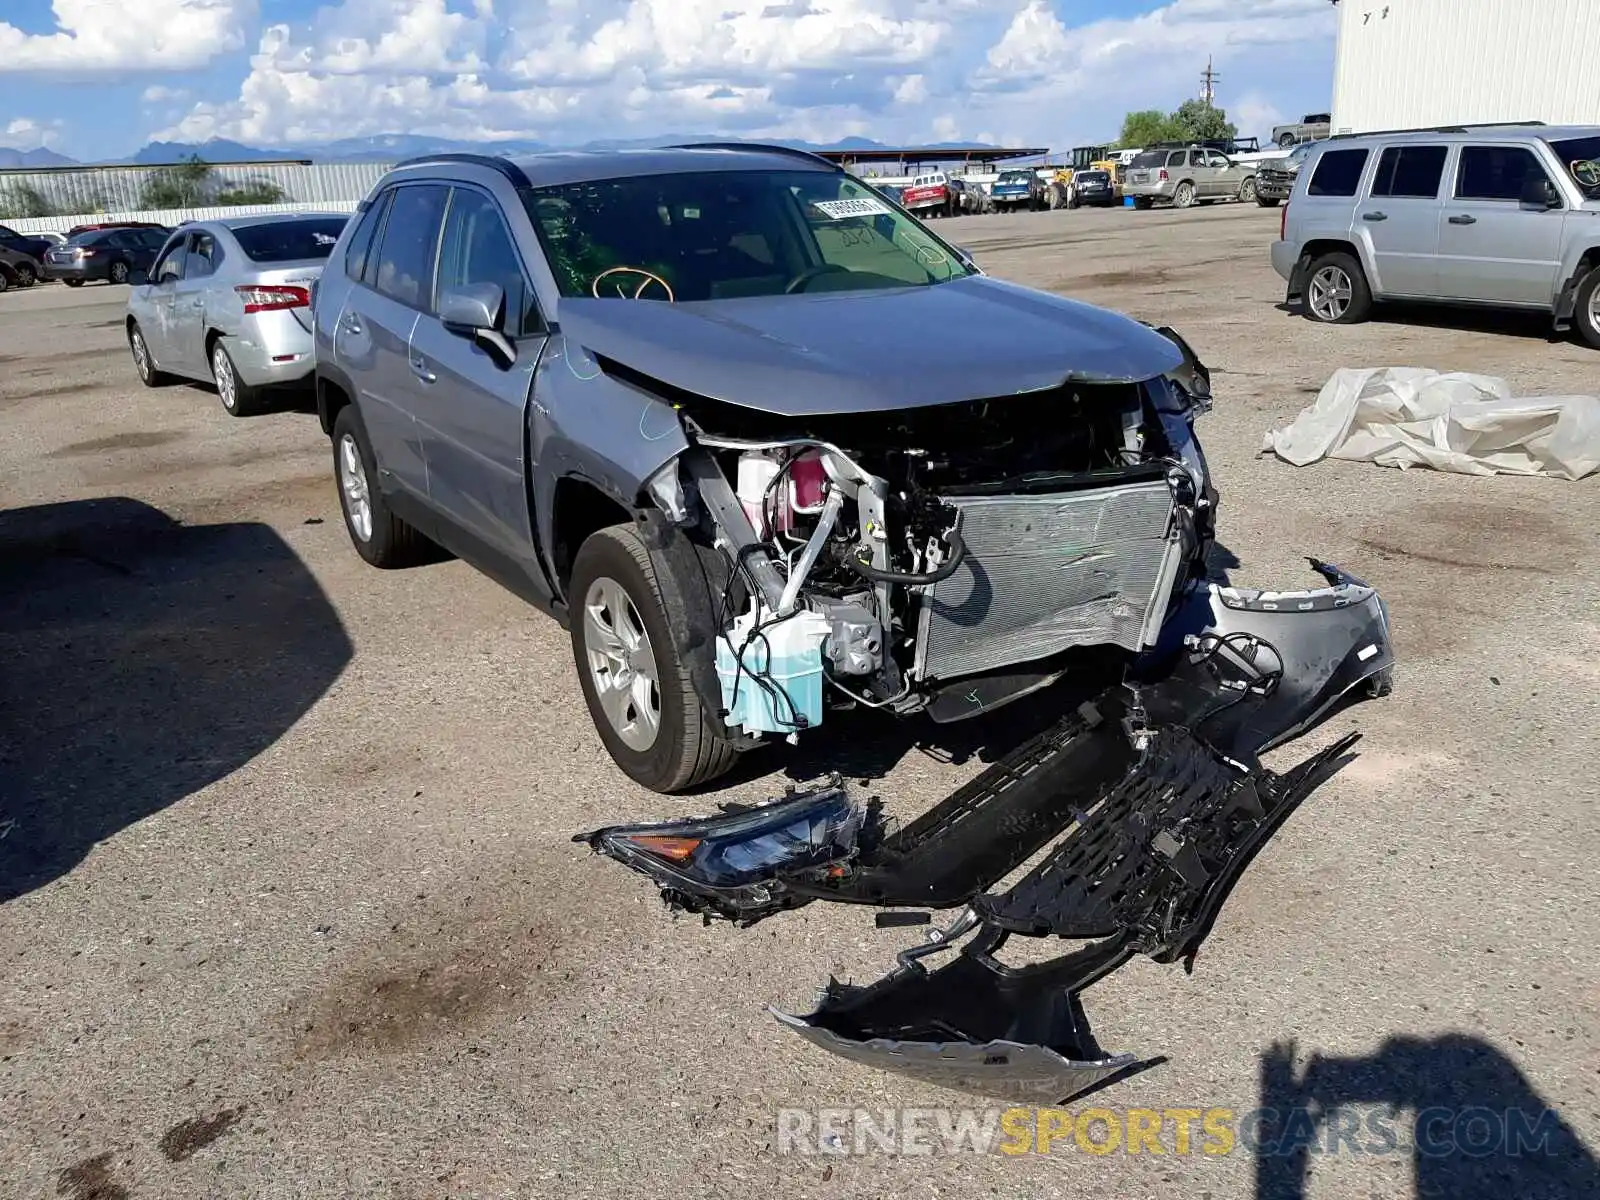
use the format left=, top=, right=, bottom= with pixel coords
left=522, top=170, right=976, bottom=301
left=1289, top=142, right=1316, bottom=163
left=1547, top=136, right=1600, bottom=197
left=1129, top=151, right=1167, bottom=169
left=232, top=217, right=348, bottom=262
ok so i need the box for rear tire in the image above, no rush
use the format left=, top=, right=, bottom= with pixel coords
left=1134, top=197, right=1153, bottom=211
left=0, top=270, right=9, bottom=294
left=331, top=405, right=434, bottom=569
left=570, top=524, right=740, bottom=793
left=1173, top=181, right=1197, bottom=209
left=64, top=279, right=83, bottom=288
left=1257, top=196, right=1281, bottom=208
left=14, top=262, right=36, bottom=286
left=1302, top=251, right=1373, bottom=325
left=211, top=341, right=268, bottom=417
left=1573, top=266, right=1600, bottom=351
left=109, top=260, right=130, bottom=285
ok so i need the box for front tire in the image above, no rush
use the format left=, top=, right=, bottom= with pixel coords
left=1302, top=251, right=1373, bottom=325
left=1573, top=265, right=1600, bottom=351
left=15, top=262, right=36, bottom=286
left=570, top=524, right=739, bottom=793
left=1238, top=177, right=1257, bottom=203
left=64, top=279, right=83, bottom=288
left=128, top=322, right=176, bottom=387
left=109, top=260, right=130, bottom=285
left=1278, top=133, right=1296, bottom=150
left=331, top=405, right=434, bottom=568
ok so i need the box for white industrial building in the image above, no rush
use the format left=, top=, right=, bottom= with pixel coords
left=1332, top=0, right=1600, bottom=134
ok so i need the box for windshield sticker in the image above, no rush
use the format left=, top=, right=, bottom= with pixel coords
left=812, top=197, right=891, bottom=220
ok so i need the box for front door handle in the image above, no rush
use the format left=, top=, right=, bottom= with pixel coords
left=1362, top=211, right=1388, bottom=222
left=1448, top=214, right=1477, bottom=225
left=410, top=356, right=437, bottom=384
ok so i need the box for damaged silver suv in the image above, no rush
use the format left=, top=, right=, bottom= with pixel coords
left=318, top=146, right=1394, bottom=1100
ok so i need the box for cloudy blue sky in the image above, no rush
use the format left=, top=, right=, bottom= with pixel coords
left=0, top=0, right=1340, bottom=159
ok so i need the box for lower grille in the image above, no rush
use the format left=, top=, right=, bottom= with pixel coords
left=915, top=479, right=1181, bottom=681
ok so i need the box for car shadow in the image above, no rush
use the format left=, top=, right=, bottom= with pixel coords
left=1254, top=1035, right=1600, bottom=1199
left=1276, top=297, right=1564, bottom=342
left=0, top=497, right=352, bottom=902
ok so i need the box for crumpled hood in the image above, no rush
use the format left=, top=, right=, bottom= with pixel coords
left=556, top=275, right=1184, bottom=416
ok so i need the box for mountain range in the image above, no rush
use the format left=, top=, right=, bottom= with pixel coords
left=2, top=134, right=1005, bottom=170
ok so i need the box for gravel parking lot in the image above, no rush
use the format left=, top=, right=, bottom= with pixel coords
left=3, top=202, right=1598, bottom=1199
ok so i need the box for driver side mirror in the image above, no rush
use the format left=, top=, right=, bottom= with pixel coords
left=951, top=245, right=979, bottom=272
left=440, top=282, right=515, bottom=365
left=1521, top=176, right=1561, bottom=210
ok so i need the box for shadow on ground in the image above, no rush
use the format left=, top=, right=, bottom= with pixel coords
left=1255, top=1034, right=1599, bottom=1199
left=0, top=497, right=352, bottom=902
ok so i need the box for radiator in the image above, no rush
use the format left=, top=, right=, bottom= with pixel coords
left=914, top=479, right=1182, bottom=681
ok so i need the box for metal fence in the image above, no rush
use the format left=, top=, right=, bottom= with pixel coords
left=0, top=160, right=391, bottom=227
left=3, top=200, right=361, bottom=235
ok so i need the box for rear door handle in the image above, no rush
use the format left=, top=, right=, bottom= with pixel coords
left=1448, top=214, right=1477, bottom=225
left=1361, top=211, right=1388, bottom=222
left=340, top=313, right=363, bottom=334
left=410, top=356, right=437, bottom=384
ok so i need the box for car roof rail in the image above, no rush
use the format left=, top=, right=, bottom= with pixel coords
left=1329, top=119, right=1546, bottom=141
left=391, top=152, right=532, bottom=187
left=669, top=141, right=841, bottom=170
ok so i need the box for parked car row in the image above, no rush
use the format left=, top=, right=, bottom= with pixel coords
left=0, top=221, right=185, bottom=291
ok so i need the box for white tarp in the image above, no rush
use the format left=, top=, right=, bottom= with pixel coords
left=1262, top=368, right=1600, bottom=481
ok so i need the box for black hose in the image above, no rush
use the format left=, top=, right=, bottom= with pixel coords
left=843, top=529, right=966, bottom=586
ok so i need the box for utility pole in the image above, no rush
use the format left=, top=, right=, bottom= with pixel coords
left=1200, top=55, right=1219, bottom=107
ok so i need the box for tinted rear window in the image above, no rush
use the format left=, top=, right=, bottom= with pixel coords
left=232, top=218, right=348, bottom=263
left=1130, top=151, right=1167, bottom=169
left=1371, top=145, right=1447, bottom=198
left=1308, top=148, right=1370, bottom=196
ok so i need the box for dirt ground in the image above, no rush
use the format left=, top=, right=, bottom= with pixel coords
left=2, top=202, right=1598, bottom=1200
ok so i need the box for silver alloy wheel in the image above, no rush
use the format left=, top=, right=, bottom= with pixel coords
left=1239, top=177, right=1256, bottom=202
left=1174, top=182, right=1195, bottom=208
left=1308, top=265, right=1354, bottom=322
left=110, top=261, right=129, bottom=284
left=338, top=433, right=373, bottom=543
left=212, top=345, right=237, bottom=410
left=583, top=575, right=662, bottom=753
left=1589, top=284, right=1600, bottom=332
left=131, top=329, right=151, bottom=382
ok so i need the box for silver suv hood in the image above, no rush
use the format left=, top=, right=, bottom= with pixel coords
left=556, top=276, right=1184, bottom=416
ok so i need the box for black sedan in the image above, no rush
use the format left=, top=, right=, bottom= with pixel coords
left=0, top=222, right=52, bottom=262
left=42, top=226, right=171, bottom=286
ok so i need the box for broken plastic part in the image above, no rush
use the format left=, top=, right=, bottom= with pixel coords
left=644, top=459, right=692, bottom=525
left=577, top=559, right=1395, bottom=1098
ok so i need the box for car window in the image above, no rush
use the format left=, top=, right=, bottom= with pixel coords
left=188, top=232, right=219, bottom=278
left=372, top=185, right=448, bottom=310
left=1370, top=145, right=1447, bottom=198
left=1546, top=135, right=1600, bottom=198
left=345, top=191, right=390, bottom=283
left=1128, top=151, right=1166, bottom=169
left=136, top=229, right=170, bottom=248
left=435, top=188, right=542, bottom=337
left=1456, top=145, right=1552, bottom=201
left=523, top=170, right=973, bottom=302
left=1307, top=148, right=1370, bottom=196
left=1168, top=151, right=1187, bottom=168
left=152, top=240, right=186, bottom=284
left=232, top=218, right=347, bottom=263
left=1205, top=150, right=1229, bottom=168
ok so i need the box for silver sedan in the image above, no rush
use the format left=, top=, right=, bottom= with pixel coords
left=125, top=212, right=350, bottom=416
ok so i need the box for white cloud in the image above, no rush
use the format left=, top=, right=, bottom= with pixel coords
left=142, top=84, right=192, bottom=103
left=0, top=0, right=257, bottom=73
left=152, top=0, right=1337, bottom=153
left=1, top=117, right=66, bottom=148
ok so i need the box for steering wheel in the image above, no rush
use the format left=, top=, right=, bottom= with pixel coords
left=1572, top=160, right=1600, bottom=188
left=590, top=266, right=675, bottom=302
left=785, top=263, right=850, bottom=294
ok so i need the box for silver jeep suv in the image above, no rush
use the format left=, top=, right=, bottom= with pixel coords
left=1271, top=123, right=1600, bottom=348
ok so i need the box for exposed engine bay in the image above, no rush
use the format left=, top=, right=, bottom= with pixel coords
left=582, top=329, right=1396, bottom=1102
left=641, top=326, right=1221, bottom=739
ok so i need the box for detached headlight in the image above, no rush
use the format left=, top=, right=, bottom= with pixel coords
left=575, top=785, right=863, bottom=920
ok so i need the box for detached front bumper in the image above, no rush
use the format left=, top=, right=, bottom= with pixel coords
left=577, top=560, right=1393, bottom=1102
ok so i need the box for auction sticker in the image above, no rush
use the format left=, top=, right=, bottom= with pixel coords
left=811, top=197, right=891, bottom=220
